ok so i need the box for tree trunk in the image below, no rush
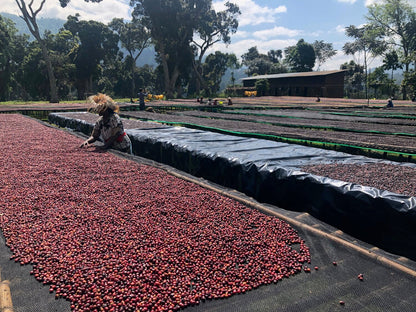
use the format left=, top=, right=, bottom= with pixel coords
left=131, top=62, right=136, bottom=103
left=40, top=44, right=59, bottom=103
left=160, top=52, right=180, bottom=99
left=16, top=0, right=59, bottom=103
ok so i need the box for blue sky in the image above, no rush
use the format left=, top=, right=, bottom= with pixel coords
left=2, top=0, right=416, bottom=70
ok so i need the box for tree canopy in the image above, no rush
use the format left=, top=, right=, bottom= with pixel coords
left=241, top=46, right=286, bottom=76
left=284, top=39, right=316, bottom=72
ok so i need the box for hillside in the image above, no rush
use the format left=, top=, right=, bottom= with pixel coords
left=1, top=12, right=64, bottom=36
left=0, top=12, right=157, bottom=67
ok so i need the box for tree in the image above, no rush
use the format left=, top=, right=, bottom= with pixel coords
left=64, top=15, right=120, bottom=99
left=191, top=1, right=240, bottom=94
left=255, top=79, right=269, bottom=96
left=340, top=60, right=365, bottom=98
left=242, top=47, right=286, bottom=76
left=201, top=51, right=238, bottom=95
left=312, top=40, right=336, bottom=70
left=284, top=39, right=315, bottom=72
left=241, top=46, right=261, bottom=75
left=366, top=0, right=416, bottom=99
left=368, top=66, right=390, bottom=98
left=109, top=17, right=151, bottom=102
left=43, top=30, right=78, bottom=99
left=131, top=0, right=210, bottom=98
left=5, top=25, right=31, bottom=100
left=382, top=50, right=402, bottom=96
left=0, top=15, right=14, bottom=100
left=343, top=25, right=386, bottom=103
left=15, top=0, right=59, bottom=102
left=402, top=70, right=416, bottom=99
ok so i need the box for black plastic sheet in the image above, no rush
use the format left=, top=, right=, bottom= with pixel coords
left=49, top=112, right=416, bottom=259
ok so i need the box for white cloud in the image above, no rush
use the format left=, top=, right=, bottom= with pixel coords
left=233, top=30, right=250, bottom=39
left=336, top=25, right=346, bottom=33
left=213, top=0, right=287, bottom=27
left=365, top=0, right=377, bottom=6
left=1, top=0, right=131, bottom=23
left=1, top=0, right=21, bottom=15
left=253, top=26, right=301, bottom=40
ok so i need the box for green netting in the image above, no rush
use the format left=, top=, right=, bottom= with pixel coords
left=173, top=112, right=416, bottom=138
left=320, top=111, right=416, bottom=120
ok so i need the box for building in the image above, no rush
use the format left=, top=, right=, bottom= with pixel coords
left=241, top=70, right=345, bottom=98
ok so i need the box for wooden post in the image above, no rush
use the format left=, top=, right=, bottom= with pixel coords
left=0, top=270, right=14, bottom=312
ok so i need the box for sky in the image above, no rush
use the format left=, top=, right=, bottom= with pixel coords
left=2, top=0, right=416, bottom=71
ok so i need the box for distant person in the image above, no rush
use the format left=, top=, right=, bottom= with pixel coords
left=227, top=97, right=233, bottom=105
left=316, top=96, right=320, bottom=102
left=387, top=97, right=394, bottom=108
left=137, top=88, right=148, bottom=111
left=80, top=93, right=132, bottom=153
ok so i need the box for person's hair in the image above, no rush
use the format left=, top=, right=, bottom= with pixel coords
left=87, top=93, right=119, bottom=114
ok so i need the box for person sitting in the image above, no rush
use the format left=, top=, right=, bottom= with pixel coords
left=387, top=97, right=394, bottom=108
left=80, top=93, right=132, bottom=153
left=227, top=97, right=233, bottom=105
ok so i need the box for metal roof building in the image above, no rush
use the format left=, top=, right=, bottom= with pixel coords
left=241, top=70, right=345, bottom=98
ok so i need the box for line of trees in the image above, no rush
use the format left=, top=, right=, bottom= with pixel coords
left=0, top=0, right=241, bottom=102
left=1, top=0, right=416, bottom=102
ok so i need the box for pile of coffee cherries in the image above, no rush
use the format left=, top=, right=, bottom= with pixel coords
left=0, top=114, right=310, bottom=311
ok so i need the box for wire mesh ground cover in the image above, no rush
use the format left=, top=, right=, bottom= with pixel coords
left=0, top=114, right=310, bottom=311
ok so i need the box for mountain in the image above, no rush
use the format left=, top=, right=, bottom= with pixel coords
left=1, top=12, right=64, bottom=36
left=1, top=12, right=156, bottom=67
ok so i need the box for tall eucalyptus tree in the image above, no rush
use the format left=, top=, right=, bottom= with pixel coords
left=15, top=0, right=59, bottom=102
left=109, top=18, right=151, bottom=102
left=343, top=25, right=386, bottom=103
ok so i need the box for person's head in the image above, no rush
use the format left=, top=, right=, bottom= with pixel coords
left=88, top=93, right=119, bottom=116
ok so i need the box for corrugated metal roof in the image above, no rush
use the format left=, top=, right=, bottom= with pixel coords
left=241, top=70, right=345, bottom=81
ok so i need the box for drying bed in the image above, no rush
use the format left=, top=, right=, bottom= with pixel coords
left=0, top=114, right=310, bottom=311
left=48, top=111, right=416, bottom=261
left=118, top=109, right=416, bottom=156
left=51, top=110, right=416, bottom=198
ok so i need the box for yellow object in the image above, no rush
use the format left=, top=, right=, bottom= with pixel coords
left=153, top=94, right=164, bottom=100
left=0, top=280, right=14, bottom=312
left=244, top=91, right=257, bottom=97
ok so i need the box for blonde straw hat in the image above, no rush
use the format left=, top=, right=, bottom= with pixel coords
left=87, top=93, right=120, bottom=114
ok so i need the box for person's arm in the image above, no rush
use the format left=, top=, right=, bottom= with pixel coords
left=79, top=136, right=97, bottom=148
left=80, top=119, right=101, bottom=148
